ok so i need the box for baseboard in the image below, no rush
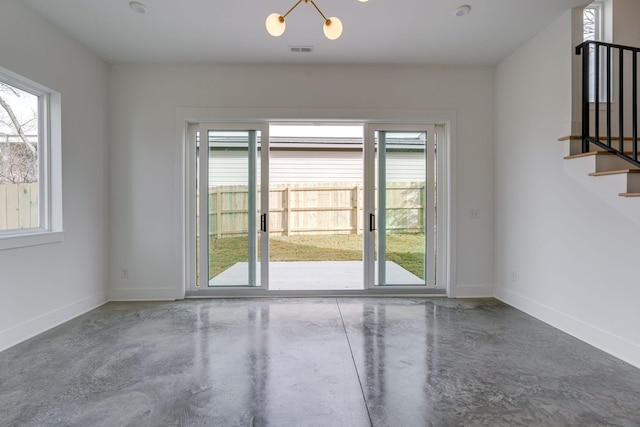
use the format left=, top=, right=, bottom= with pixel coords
left=109, top=287, right=179, bottom=301
left=452, top=284, right=495, bottom=298
left=496, top=287, right=640, bottom=369
left=0, top=291, right=107, bottom=353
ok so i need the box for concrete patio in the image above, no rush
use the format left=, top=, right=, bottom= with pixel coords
left=208, top=261, right=425, bottom=290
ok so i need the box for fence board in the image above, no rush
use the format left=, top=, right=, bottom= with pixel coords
left=0, top=183, right=39, bottom=231
left=197, top=182, right=425, bottom=238
left=0, top=185, right=6, bottom=230
left=18, top=184, right=31, bottom=228
left=30, top=184, right=39, bottom=227
left=6, top=184, right=19, bottom=230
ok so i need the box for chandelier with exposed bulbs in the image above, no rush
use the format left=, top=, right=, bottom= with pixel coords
left=266, top=0, right=368, bottom=41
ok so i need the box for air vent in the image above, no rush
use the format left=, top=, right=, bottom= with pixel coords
left=289, top=45, right=313, bottom=53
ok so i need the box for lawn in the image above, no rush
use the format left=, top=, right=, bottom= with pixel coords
left=207, top=233, right=426, bottom=279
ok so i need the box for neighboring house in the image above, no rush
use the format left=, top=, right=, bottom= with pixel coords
left=0, top=0, right=639, bottom=372
left=208, top=136, right=427, bottom=185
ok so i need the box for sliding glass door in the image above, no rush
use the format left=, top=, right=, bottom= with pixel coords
left=194, top=124, right=269, bottom=289
left=364, top=125, right=437, bottom=288
left=188, top=121, right=444, bottom=294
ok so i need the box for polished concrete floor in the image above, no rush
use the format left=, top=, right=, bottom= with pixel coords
left=1, top=298, right=640, bottom=426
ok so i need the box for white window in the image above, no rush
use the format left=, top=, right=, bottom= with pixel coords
left=583, top=2, right=602, bottom=42
left=583, top=1, right=607, bottom=103
left=0, top=68, right=62, bottom=250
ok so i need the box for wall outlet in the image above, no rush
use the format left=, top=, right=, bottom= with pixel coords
left=121, top=268, right=129, bottom=279
left=470, top=208, right=480, bottom=219
left=510, top=271, right=518, bottom=282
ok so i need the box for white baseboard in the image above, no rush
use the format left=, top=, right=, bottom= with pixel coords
left=452, top=284, right=494, bottom=298
left=496, top=287, right=640, bottom=369
left=109, top=287, right=179, bottom=301
left=0, top=291, right=107, bottom=353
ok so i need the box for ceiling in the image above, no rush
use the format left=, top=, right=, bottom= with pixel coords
left=20, top=0, right=591, bottom=65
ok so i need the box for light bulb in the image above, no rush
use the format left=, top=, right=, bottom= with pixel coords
left=323, top=17, right=343, bottom=40
left=266, top=13, right=286, bottom=37
left=358, top=0, right=369, bottom=2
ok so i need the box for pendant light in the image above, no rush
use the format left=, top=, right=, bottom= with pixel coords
left=266, top=0, right=357, bottom=40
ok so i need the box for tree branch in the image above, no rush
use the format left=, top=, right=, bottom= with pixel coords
left=0, top=94, right=36, bottom=154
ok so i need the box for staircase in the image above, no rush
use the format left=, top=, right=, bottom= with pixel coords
left=571, top=41, right=640, bottom=198
left=561, top=136, right=640, bottom=228
left=562, top=136, right=640, bottom=197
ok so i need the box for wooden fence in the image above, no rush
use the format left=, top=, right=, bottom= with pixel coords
left=200, top=182, right=425, bottom=238
left=0, top=183, right=39, bottom=230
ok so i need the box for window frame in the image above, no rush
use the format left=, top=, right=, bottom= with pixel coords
left=0, top=67, right=63, bottom=250
left=584, top=1, right=608, bottom=104
left=583, top=2, right=602, bottom=43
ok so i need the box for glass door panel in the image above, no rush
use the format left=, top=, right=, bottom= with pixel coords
left=366, top=125, right=436, bottom=287
left=197, top=126, right=264, bottom=288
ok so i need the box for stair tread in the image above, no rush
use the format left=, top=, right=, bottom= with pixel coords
left=564, top=151, right=608, bottom=159
left=558, top=135, right=640, bottom=142
left=589, top=169, right=640, bottom=177
left=564, top=151, right=639, bottom=160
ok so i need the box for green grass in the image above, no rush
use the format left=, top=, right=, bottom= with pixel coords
left=385, top=233, right=426, bottom=279
left=207, top=233, right=425, bottom=279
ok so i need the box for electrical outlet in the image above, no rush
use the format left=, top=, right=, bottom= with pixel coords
left=121, top=268, right=129, bottom=279
left=510, top=271, right=518, bottom=282
left=470, top=208, right=480, bottom=219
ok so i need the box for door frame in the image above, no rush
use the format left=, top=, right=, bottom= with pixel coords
left=178, top=108, right=455, bottom=298
left=189, top=122, right=270, bottom=292
left=363, top=124, right=439, bottom=290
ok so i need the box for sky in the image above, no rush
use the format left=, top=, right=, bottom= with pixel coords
left=0, top=84, right=38, bottom=136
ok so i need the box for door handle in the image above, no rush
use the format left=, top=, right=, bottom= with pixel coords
left=369, top=213, right=375, bottom=232
left=260, top=213, right=267, bottom=232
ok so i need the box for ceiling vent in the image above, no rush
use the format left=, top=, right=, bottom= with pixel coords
left=289, top=46, right=313, bottom=53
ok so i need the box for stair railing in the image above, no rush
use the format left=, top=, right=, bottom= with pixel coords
left=576, top=40, right=640, bottom=168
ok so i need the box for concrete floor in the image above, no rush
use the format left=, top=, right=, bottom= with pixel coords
left=1, top=298, right=640, bottom=426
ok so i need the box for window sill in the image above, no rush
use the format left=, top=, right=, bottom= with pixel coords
left=0, top=231, right=64, bottom=251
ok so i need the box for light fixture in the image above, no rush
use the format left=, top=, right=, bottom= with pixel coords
left=129, top=1, right=147, bottom=14
left=266, top=0, right=348, bottom=40
left=454, top=5, right=471, bottom=17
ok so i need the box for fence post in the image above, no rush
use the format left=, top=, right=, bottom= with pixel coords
left=354, top=184, right=361, bottom=234
left=284, top=186, right=291, bottom=236
left=216, top=188, right=222, bottom=238
left=421, top=184, right=426, bottom=229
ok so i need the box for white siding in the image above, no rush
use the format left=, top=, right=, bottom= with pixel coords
left=386, top=151, right=427, bottom=182
left=209, top=150, right=251, bottom=186
left=208, top=149, right=425, bottom=186
left=269, top=150, right=362, bottom=184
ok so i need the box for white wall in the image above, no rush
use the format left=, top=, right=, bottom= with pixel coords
left=611, top=0, right=640, bottom=46
left=0, top=1, right=109, bottom=351
left=583, top=0, right=640, bottom=142
left=108, top=64, right=495, bottom=299
left=611, top=0, right=640, bottom=143
left=495, top=9, right=640, bottom=368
